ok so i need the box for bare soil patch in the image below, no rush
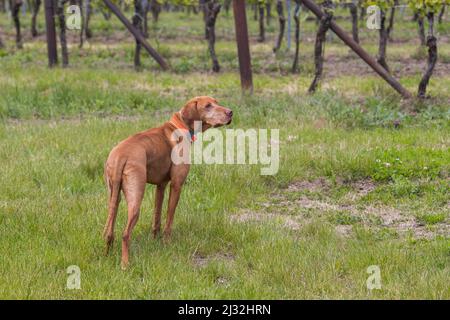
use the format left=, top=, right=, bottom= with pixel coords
left=286, top=177, right=331, bottom=193
left=231, top=178, right=449, bottom=240
left=191, top=251, right=235, bottom=268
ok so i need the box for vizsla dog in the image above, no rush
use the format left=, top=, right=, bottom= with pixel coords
left=103, top=96, right=233, bottom=269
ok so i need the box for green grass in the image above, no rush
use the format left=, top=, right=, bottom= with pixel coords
left=418, top=213, right=447, bottom=226
left=0, top=8, right=449, bottom=299
left=1, top=116, right=448, bottom=299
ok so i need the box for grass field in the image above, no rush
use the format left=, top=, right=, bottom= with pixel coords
left=0, top=7, right=449, bottom=299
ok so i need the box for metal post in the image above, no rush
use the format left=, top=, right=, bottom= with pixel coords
left=300, top=0, right=412, bottom=99
left=44, top=0, right=58, bottom=67
left=232, top=0, right=253, bottom=93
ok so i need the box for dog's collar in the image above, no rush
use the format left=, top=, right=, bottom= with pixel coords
left=169, top=112, right=197, bottom=143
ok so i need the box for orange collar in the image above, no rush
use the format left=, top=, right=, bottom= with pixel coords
left=169, top=112, right=189, bottom=131
left=169, top=112, right=196, bottom=142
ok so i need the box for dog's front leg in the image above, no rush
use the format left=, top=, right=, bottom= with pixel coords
left=152, top=182, right=167, bottom=239
left=163, top=182, right=182, bottom=243
left=163, top=165, right=189, bottom=242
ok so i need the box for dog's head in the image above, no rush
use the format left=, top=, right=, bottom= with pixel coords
left=180, top=96, right=233, bottom=132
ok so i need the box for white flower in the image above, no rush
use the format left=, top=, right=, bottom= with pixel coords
left=384, top=162, right=391, bottom=167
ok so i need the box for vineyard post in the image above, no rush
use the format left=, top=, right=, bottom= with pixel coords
left=232, top=0, right=253, bottom=93
left=102, top=0, right=168, bottom=70
left=44, top=0, right=58, bottom=67
left=300, top=0, right=412, bottom=99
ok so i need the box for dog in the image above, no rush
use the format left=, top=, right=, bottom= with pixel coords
left=103, top=96, right=233, bottom=269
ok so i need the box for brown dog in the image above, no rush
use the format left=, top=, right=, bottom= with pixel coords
left=103, top=96, right=233, bottom=269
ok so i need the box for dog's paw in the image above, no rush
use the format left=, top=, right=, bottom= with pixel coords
left=121, top=261, right=129, bottom=271
left=163, top=232, right=172, bottom=244
left=152, top=229, right=160, bottom=240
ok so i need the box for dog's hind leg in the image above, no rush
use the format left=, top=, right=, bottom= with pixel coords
left=103, top=168, right=122, bottom=255
left=152, top=182, right=167, bottom=239
left=121, top=171, right=146, bottom=270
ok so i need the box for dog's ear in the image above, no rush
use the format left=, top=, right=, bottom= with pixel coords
left=180, top=99, right=199, bottom=129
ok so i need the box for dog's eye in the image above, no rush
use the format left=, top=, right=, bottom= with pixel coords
left=205, top=103, right=212, bottom=109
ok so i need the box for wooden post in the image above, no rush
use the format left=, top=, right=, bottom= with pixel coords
left=233, top=0, right=253, bottom=93
left=44, top=0, right=58, bottom=67
left=103, top=0, right=168, bottom=70
left=300, top=0, right=412, bottom=99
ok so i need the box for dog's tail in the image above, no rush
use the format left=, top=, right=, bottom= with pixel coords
left=103, top=157, right=126, bottom=254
